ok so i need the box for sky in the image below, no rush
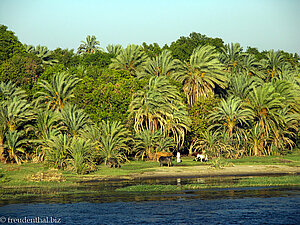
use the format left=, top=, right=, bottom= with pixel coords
left=0, top=0, right=299, bottom=54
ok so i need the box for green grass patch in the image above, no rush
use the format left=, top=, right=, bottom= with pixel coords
left=116, top=175, right=300, bottom=192
left=184, top=175, right=300, bottom=189
left=222, top=150, right=300, bottom=166
left=1, top=149, right=299, bottom=188
left=117, top=184, right=181, bottom=192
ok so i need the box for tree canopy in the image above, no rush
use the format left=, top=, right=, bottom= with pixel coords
left=0, top=24, right=299, bottom=170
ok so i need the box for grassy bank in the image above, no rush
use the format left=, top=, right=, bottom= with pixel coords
left=0, top=150, right=299, bottom=189
left=116, top=175, right=300, bottom=192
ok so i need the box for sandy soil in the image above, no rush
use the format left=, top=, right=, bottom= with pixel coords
left=128, top=165, right=300, bottom=180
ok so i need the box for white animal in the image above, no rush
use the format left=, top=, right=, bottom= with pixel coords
left=196, top=153, right=208, bottom=162
left=177, top=151, right=182, bottom=163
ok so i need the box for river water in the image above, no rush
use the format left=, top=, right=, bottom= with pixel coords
left=0, top=177, right=299, bottom=224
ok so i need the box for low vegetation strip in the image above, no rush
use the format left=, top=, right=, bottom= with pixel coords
left=116, top=175, right=300, bottom=192
left=1, top=152, right=300, bottom=188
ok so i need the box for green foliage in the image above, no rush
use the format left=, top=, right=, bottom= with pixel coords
left=0, top=54, right=42, bottom=95
left=0, top=24, right=299, bottom=166
left=30, top=110, right=62, bottom=162
left=52, top=48, right=80, bottom=68
left=141, top=42, right=163, bottom=58
left=0, top=81, right=27, bottom=101
left=73, top=68, right=141, bottom=123
left=37, top=64, right=66, bottom=83
left=227, top=73, right=262, bottom=101
left=1, top=96, right=34, bottom=132
left=169, top=32, right=224, bottom=62
left=79, top=51, right=113, bottom=67
left=0, top=82, right=31, bottom=162
left=0, top=25, right=24, bottom=62
left=246, top=46, right=267, bottom=61
left=188, top=94, right=219, bottom=138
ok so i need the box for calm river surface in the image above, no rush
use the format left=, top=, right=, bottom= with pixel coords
left=0, top=177, right=299, bottom=224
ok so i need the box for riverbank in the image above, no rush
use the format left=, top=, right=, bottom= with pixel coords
left=1, top=153, right=300, bottom=202
left=1, top=152, right=300, bottom=187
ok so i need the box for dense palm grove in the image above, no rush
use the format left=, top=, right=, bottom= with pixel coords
left=0, top=25, right=299, bottom=174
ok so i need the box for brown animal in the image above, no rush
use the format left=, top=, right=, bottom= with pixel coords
left=158, top=156, right=173, bottom=167
left=154, top=152, right=173, bottom=161
left=191, top=152, right=203, bottom=157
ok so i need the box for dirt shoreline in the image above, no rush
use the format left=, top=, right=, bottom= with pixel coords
left=96, top=165, right=300, bottom=182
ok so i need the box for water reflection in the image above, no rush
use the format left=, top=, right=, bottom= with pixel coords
left=1, top=176, right=300, bottom=206
left=1, top=188, right=299, bottom=225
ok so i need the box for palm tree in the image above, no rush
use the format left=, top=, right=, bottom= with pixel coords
left=35, top=45, right=58, bottom=65
left=246, top=83, right=284, bottom=155
left=60, top=104, right=92, bottom=137
left=23, top=44, right=35, bottom=54
left=79, top=125, right=101, bottom=143
left=277, top=65, right=299, bottom=83
left=128, top=76, right=190, bottom=147
left=2, top=97, right=34, bottom=132
left=219, top=43, right=243, bottom=74
left=166, top=102, right=191, bottom=147
left=77, top=35, right=103, bottom=54
left=106, top=44, right=123, bottom=56
left=172, top=45, right=228, bottom=106
left=260, top=50, right=286, bottom=80
left=239, top=54, right=263, bottom=78
left=128, top=76, right=177, bottom=132
left=246, top=124, right=264, bottom=156
left=109, top=44, right=148, bottom=77
left=98, top=120, right=132, bottom=164
left=0, top=82, right=29, bottom=162
left=0, top=81, right=27, bottom=100
left=208, top=96, right=253, bottom=141
left=24, top=44, right=58, bottom=65
left=189, top=130, right=222, bottom=157
left=0, top=106, right=8, bottom=162
left=272, top=79, right=298, bottom=108
left=134, top=129, right=175, bottom=160
left=4, top=130, right=28, bottom=164
left=44, top=133, right=70, bottom=169
left=68, top=137, right=94, bottom=174
left=134, top=129, right=161, bottom=160
left=155, top=135, right=175, bottom=153
left=227, top=73, right=262, bottom=101
left=30, top=110, right=63, bottom=162
left=34, top=110, right=62, bottom=141
left=137, top=49, right=180, bottom=79
left=268, top=108, right=298, bottom=155
left=35, top=72, right=81, bottom=110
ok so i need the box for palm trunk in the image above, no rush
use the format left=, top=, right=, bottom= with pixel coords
left=0, top=137, right=4, bottom=162
left=253, top=143, right=258, bottom=156
left=188, top=138, right=196, bottom=155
